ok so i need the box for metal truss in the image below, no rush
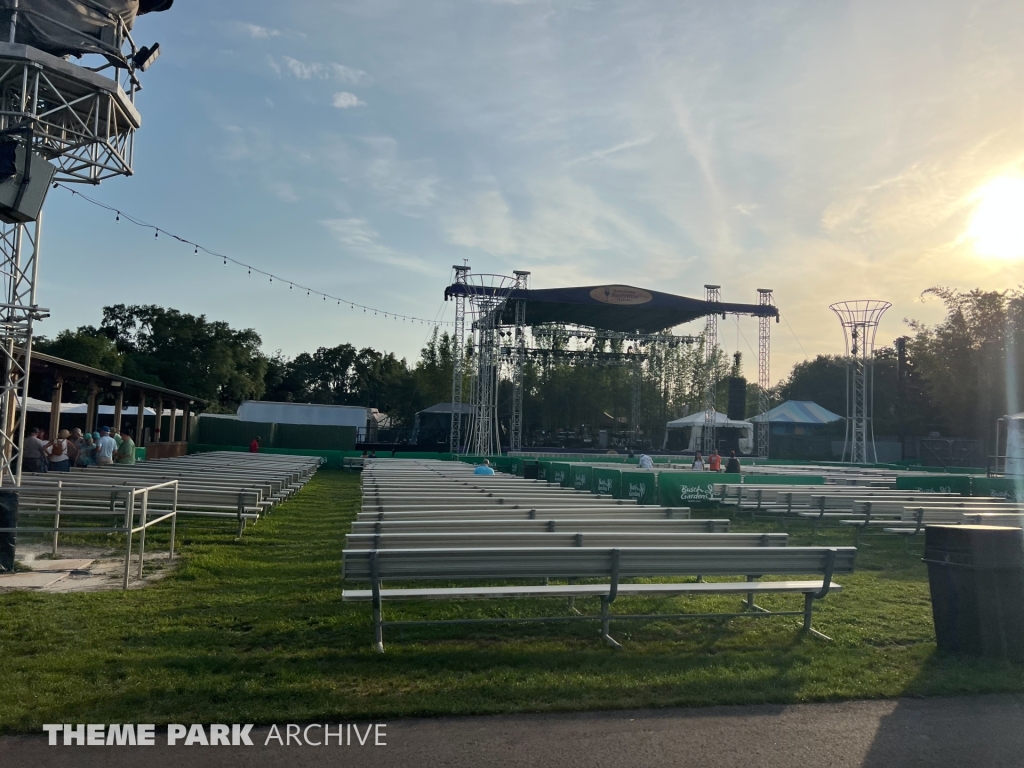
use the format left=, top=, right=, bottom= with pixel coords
left=509, top=271, right=529, bottom=452
left=0, top=37, right=143, bottom=485
left=448, top=266, right=469, bottom=453
left=830, top=300, right=891, bottom=464
left=757, top=289, right=774, bottom=458
left=702, top=285, right=721, bottom=455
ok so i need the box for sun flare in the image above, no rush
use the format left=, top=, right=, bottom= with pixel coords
left=968, top=176, right=1024, bottom=260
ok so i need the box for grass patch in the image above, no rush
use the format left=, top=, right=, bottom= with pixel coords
left=3, top=469, right=1024, bottom=732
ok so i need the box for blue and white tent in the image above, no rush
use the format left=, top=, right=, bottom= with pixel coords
left=749, top=400, right=842, bottom=425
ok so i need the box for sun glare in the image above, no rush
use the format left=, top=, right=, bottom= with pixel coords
left=968, top=176, right=1024, bottom=260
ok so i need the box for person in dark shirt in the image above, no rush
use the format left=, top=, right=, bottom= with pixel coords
left=725, top=450, right=741, bottom=474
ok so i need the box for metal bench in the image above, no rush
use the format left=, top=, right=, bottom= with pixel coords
left=345, top=531, right=787, bottom=550
left=356, top=507, right=692, bottom=522
left=349, top=518, right=729, bottom=535
left=342, top=545, right=856, bottom=651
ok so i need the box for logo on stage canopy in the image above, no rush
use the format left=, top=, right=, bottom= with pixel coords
left=590, top=285, right=653, bottom=305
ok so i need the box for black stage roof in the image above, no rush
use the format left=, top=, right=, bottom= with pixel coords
left=444, top=283, right=777, bottom=334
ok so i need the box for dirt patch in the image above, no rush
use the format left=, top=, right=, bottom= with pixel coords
left=0, top=542, right=179, bottom=593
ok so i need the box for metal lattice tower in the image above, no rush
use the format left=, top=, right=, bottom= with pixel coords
left=509, top=270, right=529, bottom=452
left=830, top=300, right=891, bottom=464
left=448, top=265, right=469, bottom=453
left=702, top=285, right=721, bottom=455
left=0, top=19, right=150, bottom=485
left=757, top=289, right=774, bottom=458
left=630, top=353, right=642, bottom=447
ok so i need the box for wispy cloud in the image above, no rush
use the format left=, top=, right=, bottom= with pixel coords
left=239, top=23, right=280, bottom=39
left=332, top=92, right=366, bottom=109
left=276, top=57, right=368, bottom=84
left=321, top=218, right=434, bottom=273
left=565, top=136, right=655, bottom=167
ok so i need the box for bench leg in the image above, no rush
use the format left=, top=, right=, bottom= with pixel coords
left=801, top=593, right=831, bottom=641
left=599, top=597, right=622, bottom=649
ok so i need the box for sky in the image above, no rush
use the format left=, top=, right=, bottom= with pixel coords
left=38, top=0, right=1024, bottom=383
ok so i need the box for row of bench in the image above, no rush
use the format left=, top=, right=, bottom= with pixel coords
left=344, top=459, right=857, bottom=651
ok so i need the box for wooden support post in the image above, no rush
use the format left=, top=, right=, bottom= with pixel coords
left=48, top=375, right=63, bottom=437
left=169, top=399, right=177, bottom=442
left=154, top=398, right=163, bottom=443
left=113, top=388, right=124, bottom=433
left=182, top=401, right=191, bottom=443
left=137, top=391, right=146, bottom=446
left=85, top=382, right=99, bottom=434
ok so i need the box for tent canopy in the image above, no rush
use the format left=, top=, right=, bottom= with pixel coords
left=749, top=400, right=842, bottom=425
left=445, top=283, right=779, bottom=334
left=666, top=410, right=753, bottom=430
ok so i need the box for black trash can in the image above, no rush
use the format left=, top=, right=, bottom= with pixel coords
left=924, top=525, right=1024, bottom=661
left=0, top=490, right=18, bottom=573
left=523, top=461, right=539, bottom=480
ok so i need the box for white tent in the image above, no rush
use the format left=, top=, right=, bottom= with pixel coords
left=664, top=410, right=754, bottom=454
left=21, top=396, right=168, bottom=416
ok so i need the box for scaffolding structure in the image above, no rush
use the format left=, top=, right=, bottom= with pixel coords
left=757, top=289, right=774, bottom=458
left=0, top=21, right=152, bottom=485
left=446, top=269, right=776, bottom=455
left=830, top=300, right=891, bottom=464
left=701, top=285, right=721, bottom=454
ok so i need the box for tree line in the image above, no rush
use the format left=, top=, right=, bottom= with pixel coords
left=33, top=287, right=1024, bottom=451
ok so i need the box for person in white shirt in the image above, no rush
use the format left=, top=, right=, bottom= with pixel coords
left=95, top=426, right=117, bottom=466
left=45, top=429, right=72, bottom=472
left=691, top=452, right=705, bottom=471
left=638, top=454, right=654, bottom=470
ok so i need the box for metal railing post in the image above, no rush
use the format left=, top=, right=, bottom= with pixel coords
left=170, top=481, right=177, bottom=559
left=122, top=488, right=135, bottom=590
left=52, top=479, right=61, bottom=556
left=137, top=489, right=148, bottom=579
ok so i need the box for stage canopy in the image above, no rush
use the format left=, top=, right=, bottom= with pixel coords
left=749, top=400, right=842, bottom=425
left=444, top=283, right=778, bottom=333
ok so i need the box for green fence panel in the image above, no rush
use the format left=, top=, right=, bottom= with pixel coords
left=571, top=464, right=594, bottom=491
left=593, top=467, right=621, bottom=497
left=272, top=423, right=357, bottom=451
left=657, top=471, right=740, bottom=507
left=895, top=474, right=972, bottom=496
left=971, top=477, right=1024, bottom=501
left=538, top=461, right=551, bottom=481
left=742, top=474, right=825, bottom=485
left=550, top=462, right=571, bottom=486
left=195, top=419, right=276, bottom=448
left=189, top=444, right=346, bottom=469
left=619, top=470, right=658, bottom=505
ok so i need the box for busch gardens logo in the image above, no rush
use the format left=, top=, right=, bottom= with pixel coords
left=597, top=477, right=614, bottom=493
left=680, top=483, right=715, bottom=502
left=553, top=469, right=566, bottom=482
left=628, top=481, right=647, bottom=500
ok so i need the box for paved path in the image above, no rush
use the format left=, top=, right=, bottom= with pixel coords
left=4, top=694, right=1024, bottom=767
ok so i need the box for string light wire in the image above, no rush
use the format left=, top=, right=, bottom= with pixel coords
left=54, top=183, right=452, bottom=327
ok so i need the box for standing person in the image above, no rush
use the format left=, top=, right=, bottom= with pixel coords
left=45, top=430, right=72, bottom=472
left=115, top=428, right=136, bottom=465
left=249, top=436, right=261, bottom=453
left=94, top=426, right=117, bottom=466
left=691, top=452, right=705, bottom=471
left=76, top=433, right=96, bottom=467
left=725, top=450, right=741, bottom=474
left=708, top=450, right=721, bottom=472
left=21, top=427, right=47, bottom=473
left=638, top=453, right=654, bottom=470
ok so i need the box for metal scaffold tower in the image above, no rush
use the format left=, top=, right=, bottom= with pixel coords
left=756, top=289, right=774, bottom=458
left=508, top=270, right=529, bottom=452
left=0, top=5, right=163, bottom=484
left=830, top=300, right=891, bottom=464
left=448, top=265, right=469, bottom=453
left=701, top=285, right=721, bottom=455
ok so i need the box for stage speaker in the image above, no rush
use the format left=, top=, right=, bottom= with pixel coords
left=727, top=377, right=747, bottom=421
left=0, top=141, right=56, bottom=224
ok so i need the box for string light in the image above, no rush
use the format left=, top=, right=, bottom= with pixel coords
left=53, top=182, right=453, bottom=327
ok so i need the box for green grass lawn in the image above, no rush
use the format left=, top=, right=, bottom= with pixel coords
left=3, top=469, right=1024, bottom=732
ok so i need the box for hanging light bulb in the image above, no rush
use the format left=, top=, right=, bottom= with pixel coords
left=154, top=229, right=159, bottom=239
left=116, top=213, right=120, bottom=222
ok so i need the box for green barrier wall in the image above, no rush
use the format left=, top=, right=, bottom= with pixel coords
left=550, top=462, right=571, bottom=486
left=538, top=461, right=551, bottom=481
left=895, top=474, right=972, bottom=496
left=196, top=419, right=277, bottom=447
left=657, top=471, right=741, bottom=506
left=273, top=423, right=357, bottom=451
left=972, top=477, right=1024, bottom=501
left=571, top=464, right=594, bottom=491
left=593, top=467, right=621, bottom=497
left=742, top=474, right=825, bottom=485
left=619, top=470, right=658, bottom=505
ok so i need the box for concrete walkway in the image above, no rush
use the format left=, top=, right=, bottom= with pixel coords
left=3, top=694, right=1024, bottom=767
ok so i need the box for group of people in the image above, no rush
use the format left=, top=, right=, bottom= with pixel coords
left=21, top=425, right=137, bottom=473
left=688, top=449, right=741, bottom=473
